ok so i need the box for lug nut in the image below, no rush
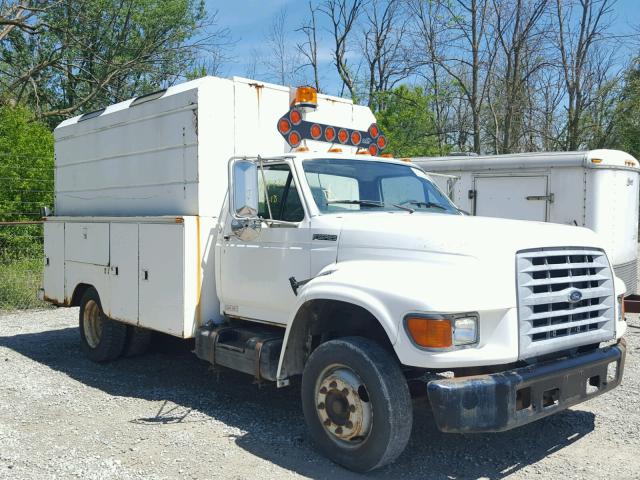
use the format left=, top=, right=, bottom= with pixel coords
left=346, top=421, right=353, bottom=429
left=323, top=419, right=331, bottom=426
left=319, top=387, right=327, bottom=394
left=335, top=427, right=343, bottom=435
left=349, top=405, right=356, bottom=412
left=342, top=388, right=349, bottom=396
left=329, top=381, right=337, bottom=389
left=317, top=402, right=325, bottom=410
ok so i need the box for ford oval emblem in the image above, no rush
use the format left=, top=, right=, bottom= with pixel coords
left=569, top=290, right=583, bottom=303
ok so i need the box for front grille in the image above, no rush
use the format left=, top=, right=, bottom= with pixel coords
left=517, top=248, right=615, bottom=359
left=613, top=259, right=637, bottom=295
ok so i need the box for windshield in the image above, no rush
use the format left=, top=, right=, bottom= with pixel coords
left=302, top=158, right=459, bottom=215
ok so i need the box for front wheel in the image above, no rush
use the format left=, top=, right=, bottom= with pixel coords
left=79, top=287, right=127, bottom=362
left=301, top=337, right=413, bottom=472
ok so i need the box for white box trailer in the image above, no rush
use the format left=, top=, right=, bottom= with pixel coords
left=413, top=150, right=640, bottom=294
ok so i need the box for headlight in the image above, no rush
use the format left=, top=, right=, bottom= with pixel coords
left=453, top=317, right=478, bottom=346
left=404, top=313, right=478, bottom=350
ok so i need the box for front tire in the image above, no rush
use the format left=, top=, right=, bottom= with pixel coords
left=301, top=337, right=412, bottom=472
left=79, top=288, right=127, bottom=362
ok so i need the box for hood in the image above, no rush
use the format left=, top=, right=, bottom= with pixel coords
left=333, top=212, right=604, bottom=261
left=319, top=212, right=607, bottom=311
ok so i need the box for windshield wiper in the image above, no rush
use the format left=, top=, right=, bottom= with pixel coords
left=326, top=199, right=384, bottom=207
left=399, top=200, right=448, bottom=211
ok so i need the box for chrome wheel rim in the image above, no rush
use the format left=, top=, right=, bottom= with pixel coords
left=315, top=365, right=373, bottom=446
left=83, top=299, right=103, bottom=349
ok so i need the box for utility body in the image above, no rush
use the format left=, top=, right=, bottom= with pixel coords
left=42, top=76, right=627, bottom=472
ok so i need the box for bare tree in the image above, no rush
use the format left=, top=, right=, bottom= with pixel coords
left=490, top=0, right=549, bottom=153
left=422, top=0, right=496, bottom=153
left=408, top=0, right=451, bottom=151
left=555, top=0, right=617, bottom=150
left=264, top=8, right=299, bottom=85
left=361, top=0, right=409, bottom=109
left=296, top=2, right=321, bottom=92
left=321, top=0, right=365, bottom=100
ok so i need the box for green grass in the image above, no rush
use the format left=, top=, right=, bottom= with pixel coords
left=0, top=257, right=49, bottom=311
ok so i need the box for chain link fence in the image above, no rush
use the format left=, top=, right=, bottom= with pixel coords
left=0, top=157, right=54, bottom=312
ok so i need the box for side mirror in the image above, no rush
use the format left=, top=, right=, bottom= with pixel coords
left=230, top=159, right=259, bottom=218
left=229, top=158, right=261, bottom=241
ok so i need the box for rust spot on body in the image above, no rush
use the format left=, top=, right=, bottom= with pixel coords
left=248, top=82, right=264, bottom=106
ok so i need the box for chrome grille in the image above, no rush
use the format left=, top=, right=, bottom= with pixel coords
left=517, top=248, right=615, bottom=359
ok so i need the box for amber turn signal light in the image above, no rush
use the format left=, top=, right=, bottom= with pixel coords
left=406, top=317, right=452, bottom=348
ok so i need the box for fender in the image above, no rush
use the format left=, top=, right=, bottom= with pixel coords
left=276, top=262, right=400, bottom=386
left=275, top=254, right=516, bottom=385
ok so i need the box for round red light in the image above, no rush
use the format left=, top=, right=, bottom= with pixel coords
left=368, top=144, right=378, bottom=156
left=289, top=109, right=302, bottom=125
left=338, top=129, right=348, bottom=144
left=278, top=118, right=291, bottom=135
left=310, top=124, right=322, bottom=139
left=288, top=131, right=301, bottom=147
left=325, top=126, right=336, bottom=142
left=369, top=124, right=379, bottom=138
left=350, top=131, right=361, bottom=145
left=377, top=135, right=387, bottom=149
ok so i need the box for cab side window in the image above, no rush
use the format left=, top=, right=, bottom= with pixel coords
left=258, top=165, right=305, bottom=222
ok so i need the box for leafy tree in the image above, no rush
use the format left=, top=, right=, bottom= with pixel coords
left=375, top=85, right=443, bottom=157
left=612, top=62, right=640, bottom=159
left=0, top=0, right=229, bottom=125
left=0, top=105, right=53, bottom=260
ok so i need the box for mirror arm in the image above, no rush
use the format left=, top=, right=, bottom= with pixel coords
left=258, top=156, right=275, bottom=222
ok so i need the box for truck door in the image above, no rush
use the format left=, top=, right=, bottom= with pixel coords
left=473, top=175, right=549, bottom=222
left=219, top=163, right=310, bottom=325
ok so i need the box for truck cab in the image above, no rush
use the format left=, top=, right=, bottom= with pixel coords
left=43, top=77, right=627, bottom=472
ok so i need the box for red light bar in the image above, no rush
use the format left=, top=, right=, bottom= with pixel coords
left=277, top=109, right=386, bottom=153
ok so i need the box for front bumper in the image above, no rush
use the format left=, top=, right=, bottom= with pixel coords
left=427, top=341, right=626, bottom=433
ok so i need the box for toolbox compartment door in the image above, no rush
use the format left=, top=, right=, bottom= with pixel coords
left=109, top=223, right=139, bottom=323
left=138, top=223, right=184, bottom=335
left=43, top=222, right=65, bottom=303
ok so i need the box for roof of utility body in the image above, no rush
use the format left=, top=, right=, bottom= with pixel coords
left=413, top=149, right=639, bottom=171
left=55, top=76, right=356, bottom=130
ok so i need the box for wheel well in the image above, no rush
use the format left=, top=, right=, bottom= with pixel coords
left=279, top=299, right=397, bottom=381
left=70, top=283, right=93, bottom=306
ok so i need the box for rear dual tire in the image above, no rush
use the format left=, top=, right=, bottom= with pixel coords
left=79, top=287, right=151, bottom=361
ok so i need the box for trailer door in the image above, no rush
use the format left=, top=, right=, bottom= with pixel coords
left=473, top=175, right=549, bottom=221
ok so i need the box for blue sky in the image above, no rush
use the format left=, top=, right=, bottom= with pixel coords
left=207, top=0, right=640, bottom=97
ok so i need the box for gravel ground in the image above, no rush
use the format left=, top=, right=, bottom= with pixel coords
left=0, top=309, right=638, bottom=480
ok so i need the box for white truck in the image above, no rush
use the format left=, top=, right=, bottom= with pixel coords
left=42, top=76, right=627, bottom=472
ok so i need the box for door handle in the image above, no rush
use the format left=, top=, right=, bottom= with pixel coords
left=526, top=194, right=554, bottom=203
